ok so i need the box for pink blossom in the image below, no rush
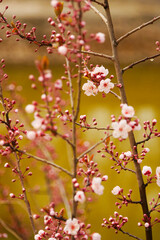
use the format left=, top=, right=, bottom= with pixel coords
left=31, top=117, right=43, bottom=129
left=142, top=166, right=152, bottom=176
left=95, top=32, right=105, bottom=43
left=26, top=131, right=36, bottom=140
left=90, top=65, right=109, bottom=78
left=58, top=45, right=68, bottom=55
left=51, top=0, right=58, bottom=7
left=82, top=80, right=98, bottom=96
left=74, top=191, right=86, bottom=203
left=121, top=104, right=135, bottom=118
left=156, top=167, right=160, bottom=186
left=0, top=140, right=4, bottom=146
left=129, top=121, right=141, bottom=130
left=64, top=218, right=80, bottom=235
left=54, top=79, right=62, bottom=90
left=98, top=79, right=114, bottom=94
left=144, top=222, right=150, bottom=228
left=91, top=177, right=104, bottom=195
left=124, top=151, right=132, bottom=157
left=48, top=238, right=56, bottom=240
left=111, top=186, right=121, bottom=195
left=25, top=104, right=35, bottom=114
left=34, top=234, right=41, bottom=240
left=112, top=119, right=132, bottom=139
left=92, top=232, right=101, bottom=240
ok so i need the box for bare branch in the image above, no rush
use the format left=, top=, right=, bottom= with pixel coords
left=117, top=16, right=160, bottom=43
left=18, top=150, right=73, bottom=177
left=80, top=50, right=113, bottom=61
left=122, top=53, right=160, bottom=73
left=119, top=229, right=142, bottom=240
left=75, top=122, right=112, bottom=131
left=0, top=218, right=23, bottom=240
left=77, top=135, right=108, bottom=160
left=109, top=90, right=121, bottom=100
left=136, top=132, right=152, bottom=145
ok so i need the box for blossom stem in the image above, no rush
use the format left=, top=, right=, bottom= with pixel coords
left=119, top=228, right=142, bottom=240
left=80, top=50, right=113, bottom=61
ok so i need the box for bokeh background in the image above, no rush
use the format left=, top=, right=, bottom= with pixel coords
left=0, top=0, right=160, bottom=239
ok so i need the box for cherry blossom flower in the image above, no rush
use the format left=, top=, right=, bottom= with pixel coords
left=124, top=151, right=132, bottom=157
left=144, top=222, right=150, bottom=228
left=91, top=177, right=104, bottom=195
left=156, top=167, right=160, bottom=186
left=121, top=104, right=135, bottom=118
left=31, top=117, right=43, bottom=129
left=129, top=121, right=141, bottom=131
left=51, top=0, right=58, bottom=7
left=111, top=186, right=121, bottom=195
left=25, top=104, right=35, bottom=114
left=98, top=79, right=114, bottom=94
left=95, top=32, right=105, bottom=43
left=26, top=131, right=36, bottom=140
left=112, top=119, right=132, bottom=139
left=82, top=80, right=98, bottom=96
left=58, top=45, right=68, bottom=56
left=64, top=218, right=80, bottom=235
left=34, top=234, right=41, bottom=240
left=142, top=166, right=152, bottom=176
left=48, top=238, right=56, bottom=240
left=90, top=65, right=109, bottom=78
left=74, top=191, right=86, bottom=203
left=92, top=232, right=101, bottom=240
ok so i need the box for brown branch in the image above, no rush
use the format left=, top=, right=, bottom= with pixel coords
left=119, top=228, right=142, bottom=240
left=117, top=16, right=160, bottom=43
left=136, top=132, right=152, bottom=145
left=122, top=53, right=160, bottom=73
left=0, top=218, right=23, bottom=240
left=14, top=152, right=36, bottom=234
left=80, top=50, right=113, bottom=61
left=18, top=150, right=73, bottom=177
left=90, top=0, right=105, bottom=7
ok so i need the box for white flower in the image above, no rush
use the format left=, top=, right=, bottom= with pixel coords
left=74, top=191, right=86, bottom=203
left=64, top=218, right=80, bottom=235
left=91, top=65, right=109, bottom=78
left=48, top=238, right=56, bottom=240
left=31, top=117, right=43, bottom=129
left=98, top=79, right=114, bottom=94
left=58, top=45, right=68, bottom=55
left=34, top=234, right=41, bottom=240
left=95, top=32, right=105, bottom=43
left=144, top=222, right=150, bottom=228
left=54, top=79, right=62, bottom=89
left=119, top=153, right=124, bottom=159
left=111, top=186, right=121, bottom=195
left=92, top=232, right=101, bottom=240
left=144, top=148, right=150, bottom=153
left=112, top=119, right=132, bottom=139
left=25, top=104, right=35, bottom=114
left=124, top=151, right=132, bottom=157
left=121, top=104, right=135, bottom=118
left=26, top=131, right=36, bottom=140
left=129, top=121, right=141, bottom=130
left=142, top=166, right=152, bottom=176
left=91, top=177, right=104, bottom=195
left=51, top=0, right=58, bottom=7
left=82, top=80, right=98, bottom=96
left=0, top=140, right=4, bottom=146
left=156, top=167, right=160, bottom=186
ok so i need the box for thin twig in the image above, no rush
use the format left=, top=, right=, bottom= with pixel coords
left=119, top=228, right=142, bottom=240
left=75, top=122, right=112, bottom=131
left=90, top=0, right=105, bottom=7
left=80, top=50, right=113, bottom=61
left=18, top=150, right=73, bottom=177
left=84, top=0, right=108, bottom=28
left=109, top=90, right=121, bottom=100
left=117, top=16, right=160, bottom=43
left=136, top=132, right=152, bottom=145
left=14, top=152, right=36, bottom=234
left=77, top=135, right=108, bottom=160
left=0, top=218, right=23, bottom=240
left=122, top=53, right=160, bottom=73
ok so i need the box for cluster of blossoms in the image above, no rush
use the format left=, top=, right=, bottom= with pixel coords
left=102, top=212, right=128, bottom=233
left=82, top=65, right=114, bottom=96
left=142, top=166, right=160, bottom=187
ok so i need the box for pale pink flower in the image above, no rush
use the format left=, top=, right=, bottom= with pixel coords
left=74, top=191, right=86, bottom=203
left=82, top=80, right=98, bottom=96
left=25, top=104, right=35, bottom=114
left=26, top=131, right=36, bottom=140
left=144, top=148, right=150, bottom=153
left=90, top=65, right=109, bottom=78
left=91, top=177, right=104, bottom=195
left=142, top=166, right=152, bottom=176
left=31, top=117, right=43, bottom=129
left=129, top=121, right=141, bottom=130
left=48, top=238, right=56, bottom=240
left=34, top=234, right=41, bottom=240
left=44, top=69, right=52, bottom=79
left=124, top=151, right=132, bottom=157
left=0, top=140, right=4, bottom=146
left=156, top=167, right=160, bottom=186
left=64, top=218, right=80, bottom=235
left=54, top=79, right=62, bottom=89
left=112, top=119, right=132, bottom=139
left=51, top=0, right=58, bottom=7
left=95, top=32, right=105, bottom=43
left=58, top=45, right=68, bottom=55
left=144, top=222, right=150, bottom=228
left=121, top=104, right=135, bottom=118
left=111, top=186, right=121, bottom=195
left=92, top=232, right=101, bottom=240
left=98, top=79, right=114, bottom=94
left=38, top=230, right=45, bottom=237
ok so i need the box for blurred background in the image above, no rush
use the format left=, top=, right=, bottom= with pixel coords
left=0, top=0, right=160, bottom=240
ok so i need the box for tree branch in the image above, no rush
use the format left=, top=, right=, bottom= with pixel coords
left=119, top=228, right=142, bottom=240
left=80, top=50, right=113, bottom=61
left=117, top=16, right=160, bottom=43
left=0, top=218, right=23, bottom=240
left=122, top=53, right=160, bottom=73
